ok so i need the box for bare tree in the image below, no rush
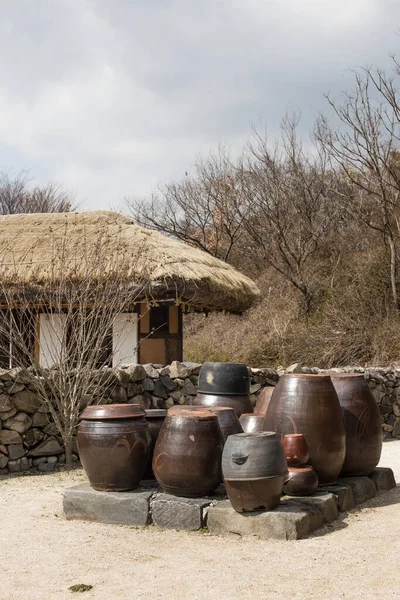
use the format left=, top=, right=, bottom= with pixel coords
left=318, top=65, right=400, bottom=308
left=241, top=115, right=338, bottom=314
left=0, top=227, right=150, bottom=468
left=127, top=148, right=253, bottom=270
left=0, top=170, right=75, bottom=214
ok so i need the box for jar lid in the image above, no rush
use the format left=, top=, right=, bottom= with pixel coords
left=80, top=403, right=145, bottom=420
left=144, top=409, right=168, bottom=418
left=168, top=410, right=217, bottom=421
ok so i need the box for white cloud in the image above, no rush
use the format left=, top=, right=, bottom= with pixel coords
left=0, top=0, right=398, bottom=208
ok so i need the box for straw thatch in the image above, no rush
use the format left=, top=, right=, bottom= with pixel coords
left=0, top=211, right=259, bottom=313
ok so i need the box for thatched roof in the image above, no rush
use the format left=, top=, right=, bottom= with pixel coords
left=0, top=211, right=259, bottom=313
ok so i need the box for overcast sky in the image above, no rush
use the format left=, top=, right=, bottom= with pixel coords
left=0, top=0, right=399, bottom=210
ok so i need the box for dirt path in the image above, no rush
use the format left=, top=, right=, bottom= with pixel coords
left=0, top=443, right=399, bottom=600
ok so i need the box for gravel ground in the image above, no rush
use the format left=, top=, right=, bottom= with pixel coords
left=0, top=442, right=399, bottom=600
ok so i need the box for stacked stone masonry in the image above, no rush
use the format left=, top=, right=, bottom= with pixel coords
left=0, top=362, right=398, bottom=475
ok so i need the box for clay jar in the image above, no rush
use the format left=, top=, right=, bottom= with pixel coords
left=77, top=404, right=151, bottom=492
left=239, top=414, right=265, bottom=434
left=153, top=411, right=223, bottom=497
left=330, top=374, right=382, bottom=476
left=169, top=405, right=242, bottom=443
left=192, top=362, right=253, bottom=417
left=143, top=409, right=167, bottom=480
left=222, top=432, right=288, bottom=512
left=264, top=374, right=346, bottom=485
left=282, top=433, right=310, bottom=467
left=253, top=387, right=275, bottom=417
left=283, top=466, right=319, bottom=497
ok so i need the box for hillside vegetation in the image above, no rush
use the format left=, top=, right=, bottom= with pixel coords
left=129, top=61, right=400, bottom=367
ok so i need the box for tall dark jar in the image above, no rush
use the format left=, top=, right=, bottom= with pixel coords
left=330, top=374, right=382, bottom=476
left=192, top=362, right=253, bottom=417
left=264, top=374, right=346, bottom=485
left=77, top=404, right=151, bottom=492
left=153, top=411, right=223, bottom=497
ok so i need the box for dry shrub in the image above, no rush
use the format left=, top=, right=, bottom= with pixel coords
left=184, top=271, right=301, bottom=367
left=184, top=250, right=400, bottom=368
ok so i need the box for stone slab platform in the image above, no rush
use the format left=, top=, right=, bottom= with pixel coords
left=63, top=468, right=396, bottom=540
left=63, top=483, right=153, bottom=527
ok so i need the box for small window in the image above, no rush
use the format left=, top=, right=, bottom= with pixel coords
left=150, top=306, right=169, bottom=336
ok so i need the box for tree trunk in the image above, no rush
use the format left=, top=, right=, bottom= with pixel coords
left=65, top=439, right=73, bottom=470
left=388, top=233, right=399, bottom=310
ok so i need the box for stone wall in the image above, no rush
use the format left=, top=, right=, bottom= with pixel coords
left=0, top=361, right=398, bottom=475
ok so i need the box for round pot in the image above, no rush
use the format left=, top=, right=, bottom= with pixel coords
left=222, top=432, right=288, bottom=512
left=77, top=404, right=151, bottom=492
left=282, top=433, right=310, bottom=467
left=283, top=466, right=319, bottom=497
left=153, top=411, right=223, bottom=497
left=330, top=374, right=382, bottom=476
left=192, top=392, right=253, bottom=418
left=253, top=387, right=275, bottom=417
left=222, top=432, right=287, bottom=480
left=143, top=409, right=167, bottom=480
left=264, top=374, right=346, bottom=485
left=239, top=413, right=265, bottom=434
left=198, top=362, right=250, bottom=395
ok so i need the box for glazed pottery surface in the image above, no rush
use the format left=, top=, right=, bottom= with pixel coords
left=192, top=392, right=253, bottom=418
left=253, top=387, right=275, bottom=416
left=198, top=362, right=250, bottom=395
left=239, top=413, right=265, bottom=434
left=143, top=409, right=167, bottom=480
left=330, top=374, right=382, bottom=476
left=283, top=466, right=319, bottom=497
left=153, top=411, right=223, bottom=497
left=169, top=405, right=243, bottom=442
left=222, top=432, right=287, bottom=481
left=77, top=403, right=151, bottom=492
left=224, top=475, right=285, bottom=512
left=264, top=374, right=346, bottom=485
left=282, top=433, right=310, bottom=467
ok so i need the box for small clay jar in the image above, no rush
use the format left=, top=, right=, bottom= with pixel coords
left=283, top=466, right=319, bottom=497
left=282, top=433, right=309, bottom=467
left=239, top=413, right=265, bottom=434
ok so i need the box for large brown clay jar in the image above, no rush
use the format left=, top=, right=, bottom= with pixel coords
left=192, top=362, right=253, bottom=417
left=153, top=411, right=223, bottom=497
left=77, top=404, right=151, bottom=492
left=143, top=409, right=167, bottom=480
left=264, top=374, right=346, bottom=485
left=330, top=374, right=382, bottom=476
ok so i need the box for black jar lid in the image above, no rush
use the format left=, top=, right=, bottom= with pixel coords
left=80, top=403, right=145, bottom=420
left=198, top=362, right=250, bottom=395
